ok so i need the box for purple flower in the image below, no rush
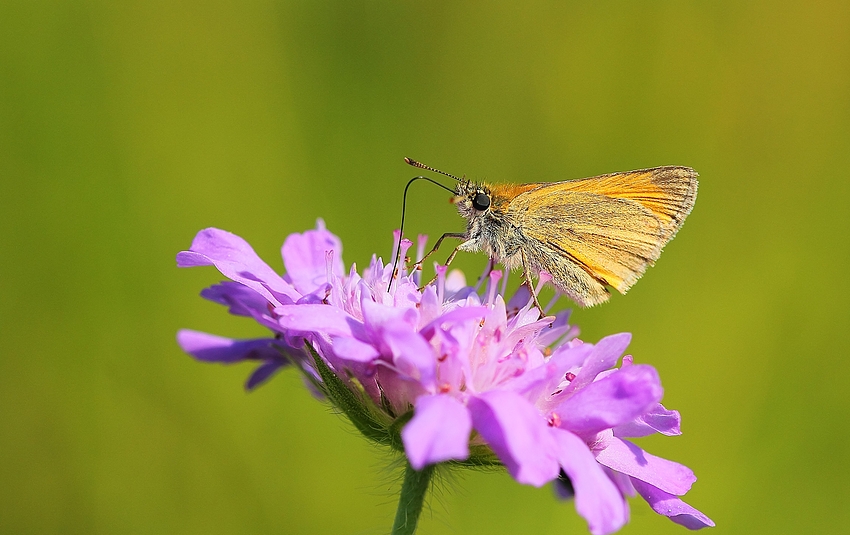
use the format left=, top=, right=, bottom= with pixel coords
left=177, top=220, right=713, bottom=534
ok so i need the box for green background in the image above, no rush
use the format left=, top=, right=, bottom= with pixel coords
left=2, top=2, right=848, bottom=534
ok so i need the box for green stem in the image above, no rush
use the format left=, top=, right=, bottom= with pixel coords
left=391, top=462, right=435, bottom=535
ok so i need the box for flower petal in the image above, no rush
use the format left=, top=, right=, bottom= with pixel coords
left=176, top=330, right=280, bottom=363
left=360, top=297, right=419, bottom=334
left=561, top=333, right=631, bottom=396
left=468, top=390, right=559, bottom=487
left=511, top=340, right=594, bottom=397
left=245, top=360, right=287, bottom=390
left=383, top=323, right=436, bottom=387
left=177, top=228, right=300, bottom=305
left=444, top=269, right=467, bottom=294
left=281, top=219, right=345, bottom=295
left=330, top=336, right=380, bottom=363
left=594, top=436, right=696, bottom=496
left=557, top=364, right=663, bottom=436
left=402, top=394, right=472, bottom=469
left=275, top=304, right=367, bottom=340
left=631, top=478, right=715, bottom=529
left=614, top=404, right=682, bottom=438
left=535, top=309, right=579, bottom=347
left=418, top=306, right=489, bottom=341
left=552, top=428, right=628, bottom=535
left=200, top=281, right=271, bottom=317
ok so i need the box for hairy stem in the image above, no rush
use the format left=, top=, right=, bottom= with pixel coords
left=391, top=463, right=435, bottom=535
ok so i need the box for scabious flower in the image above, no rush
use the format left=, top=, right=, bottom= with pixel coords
left=177, top=220, right=713, bottom=534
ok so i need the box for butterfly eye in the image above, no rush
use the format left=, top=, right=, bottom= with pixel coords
left=472, top=192, right=491, bottom=211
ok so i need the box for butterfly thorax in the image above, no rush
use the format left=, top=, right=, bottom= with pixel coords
left=453, top=181, right=529, bottom=269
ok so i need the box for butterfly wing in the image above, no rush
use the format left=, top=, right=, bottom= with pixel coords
left=549, top=166, right=698, bottom=240
left=502, top=166, right=697, bottom=307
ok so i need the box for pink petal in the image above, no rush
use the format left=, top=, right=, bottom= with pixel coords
left=331, top=336, right=379, bottom=363
left=468, top=390, right=559, bottom=487
left=557, top=365, right=663, bottom=436
left=382, top=323, right=436, bottom=387
left=417, top=286, right=442, bottom=329
left=418, top=306, right=490, bottom=340
left=275, top=304, right=366, bottom=340
left=552, top=428, right=628, bottom=535
left=508, top=342, right=594, bottom=401
left=177, top=228, right=300, bottom=305
left=177, top=329, right=279, bottom=363
left=631, top=478, right=715, bottom=529
left=594, top=436, right=696, bottom=496
left=561, top=333, right=632, bottom=396
left=360, top=297, right=419, bottom=334
left=200, top=281, right=270, bottom=317
left=402, top=394, right=472, bottom=469
left=614, top=404, right=682, bottom=438
left=281, top=219, right=345, bottom=295
left=245, top=360, right=287, bottom=390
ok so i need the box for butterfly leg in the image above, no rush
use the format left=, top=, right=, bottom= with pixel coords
left=418, top=238, right=473, bottom=290
left=520, top=250, right=546, bottom=317
left=413, top=232, right=466, bottom=288
left=413, top=232, right=467, bottom=269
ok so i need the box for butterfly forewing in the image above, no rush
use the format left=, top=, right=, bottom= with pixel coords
left=550, top=166, right=698, bottom=238
left=502, top=166, right=697, bottom=306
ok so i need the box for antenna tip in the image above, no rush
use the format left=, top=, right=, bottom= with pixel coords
left=404, top=157, right=418, bottom=167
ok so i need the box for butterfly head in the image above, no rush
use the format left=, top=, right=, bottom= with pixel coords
left=453, top=181, right=492, bottom=220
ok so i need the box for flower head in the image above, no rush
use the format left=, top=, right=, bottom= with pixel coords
left=177, top=220, right=713, bottom=534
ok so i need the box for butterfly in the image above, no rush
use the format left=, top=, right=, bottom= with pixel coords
left=403, top=158, right=698, bottom=309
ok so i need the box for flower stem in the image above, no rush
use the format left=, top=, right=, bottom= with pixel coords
left=391, top=462, right=435, bottom=535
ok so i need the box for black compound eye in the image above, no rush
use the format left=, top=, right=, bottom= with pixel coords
left=472, top=192, right=491, bottom=211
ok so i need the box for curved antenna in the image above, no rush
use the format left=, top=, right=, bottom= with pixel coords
left=389, top=174, right=456, bottom=292
left=404, top=157, right=464, bottom=183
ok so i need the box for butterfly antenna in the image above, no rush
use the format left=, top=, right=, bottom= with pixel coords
left=389, top=165, right=457, bottom=293
left=404, top=157, right=464, bottom=183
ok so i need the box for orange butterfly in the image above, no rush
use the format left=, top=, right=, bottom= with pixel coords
left=405, top=158, right=697, bottom=309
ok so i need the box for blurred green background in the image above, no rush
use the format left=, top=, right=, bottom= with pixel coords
left=2, top=1, right=848, bottom=534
